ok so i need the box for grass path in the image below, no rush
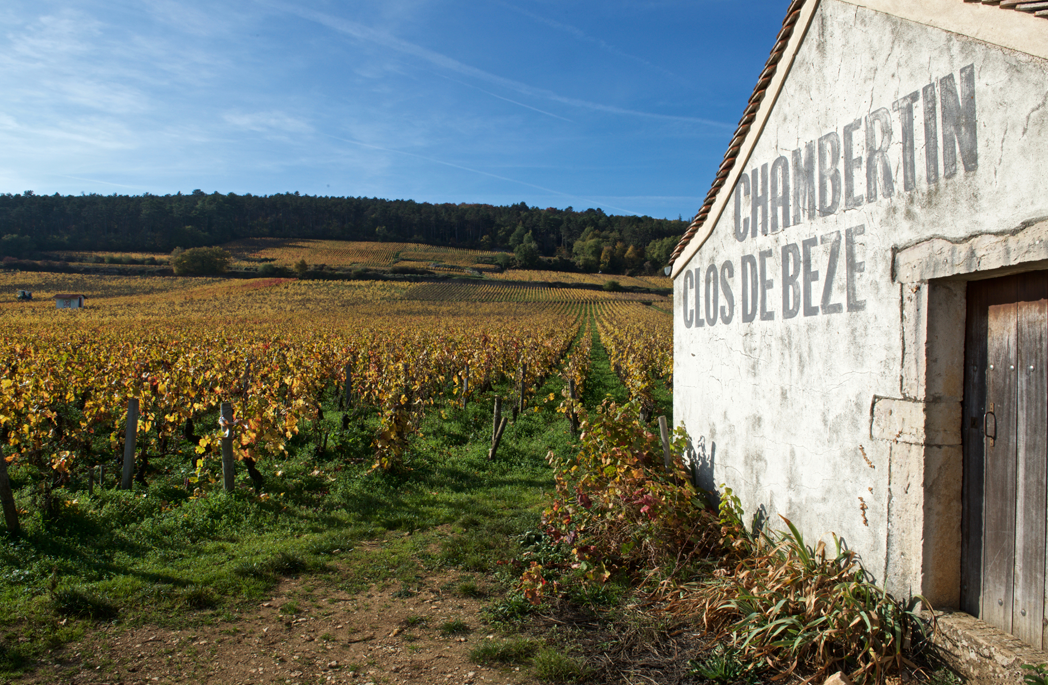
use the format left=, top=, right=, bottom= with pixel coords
left=580, top=314, right=629, bottom=409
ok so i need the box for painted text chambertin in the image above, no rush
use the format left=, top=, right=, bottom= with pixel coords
left=682, top=64, right=976, bottom=329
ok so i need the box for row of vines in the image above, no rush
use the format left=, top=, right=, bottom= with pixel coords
left=595, top=301, right=673, bottom=420
left=0, top=279, right=674, bottom=532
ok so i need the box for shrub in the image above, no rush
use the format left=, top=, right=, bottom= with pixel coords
left=257, top=263, right=287, bottom=277
left=388, top=266, right=433, bottom=275
left=675, top=511, right=929, bottom=684
left=172, top=247, right=231, bottom=276
left=543, top=399, right=718, bottom=585
left=602, top=279, right=622, bottom=292
left=1024, top=664, right=1048, bottom=685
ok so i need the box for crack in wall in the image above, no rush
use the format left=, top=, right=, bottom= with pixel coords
left=1022, top=89, right=1048, bottom=138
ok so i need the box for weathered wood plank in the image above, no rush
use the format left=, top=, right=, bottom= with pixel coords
left=982, top=276, right=1019, bottom=632
left=1014, top=272, right=1047, bottom=646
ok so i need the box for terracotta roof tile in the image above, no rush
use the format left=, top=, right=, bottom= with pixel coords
left=669, top=0, right=1048, bottom=267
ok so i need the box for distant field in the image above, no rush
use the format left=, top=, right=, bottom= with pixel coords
left=222, top=238, right=502, bottom=271
left=486, top=269, right=669, bottom=290
left=404, top=281, right=669, bottom=303
left=36, top=240, right=671, bottom=289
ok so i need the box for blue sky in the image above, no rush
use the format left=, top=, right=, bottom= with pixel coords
left=0, top=0, right=790, bottom=220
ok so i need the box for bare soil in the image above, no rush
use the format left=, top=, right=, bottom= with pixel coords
left=15, top=568, right=533, bottom=685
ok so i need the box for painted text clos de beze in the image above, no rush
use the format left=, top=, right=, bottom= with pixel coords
left=682, top=64, right=978, bottom=329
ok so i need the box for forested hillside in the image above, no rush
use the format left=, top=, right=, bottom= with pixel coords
left=0, top=191, right=685, bottom=273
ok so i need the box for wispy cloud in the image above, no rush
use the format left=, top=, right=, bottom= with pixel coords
left=321, top=132, right=640, bottom=215
left=491, top=0, right=687, bottom=85
left=47, top=173, right=155, bottom=191
left=261, top=1, right=732, bottom=129
left=224, top=111, right=314, bottom=136
left=6, top=8, right=102, bottom=61
left=433, top=73, right=574, bottom=123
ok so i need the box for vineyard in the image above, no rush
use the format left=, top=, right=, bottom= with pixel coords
left=0, top=270, right=678, bottom=681
left=0, top=271, right=672, bottom=542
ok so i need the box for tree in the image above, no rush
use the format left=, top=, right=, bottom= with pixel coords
left=514, top=233, right=540, bottom=269
left=0, top=234, right=35, bottom=259
left=572, top=238, right=602, bottom=272
left=294, top=259, right=309, bottom=278
left=612, top=241, right=628, bottom=272
left=508, top=223, right=528, bottom=248
left=172, top=247, right=231, bottom=275
left=624, top=244, right=643, bottom=271
left=646, top=236, right=678, bottom=268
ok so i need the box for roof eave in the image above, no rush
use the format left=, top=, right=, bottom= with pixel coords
left=670, top=0, right=819, bottom=278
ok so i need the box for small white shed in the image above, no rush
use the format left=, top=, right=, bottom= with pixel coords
left=54, top=294, right=85, bottom=309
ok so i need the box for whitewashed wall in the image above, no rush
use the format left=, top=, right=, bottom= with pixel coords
left=673, top=0, right=1048, bottom=595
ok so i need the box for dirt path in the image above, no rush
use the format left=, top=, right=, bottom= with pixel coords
left=18, top=569, right=534, bottom=685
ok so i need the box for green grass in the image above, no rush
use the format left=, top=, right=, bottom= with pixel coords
left=469, top=637, right=541, bottom=665
left=533, top=646, right=590, bottom=683
left=688, top=646, right=757, bottom=684
left=581, top=316, right=629, bottom=408
left=0, top=348, right=591, bottom=678
left=455, top=579, right=485, bottom=598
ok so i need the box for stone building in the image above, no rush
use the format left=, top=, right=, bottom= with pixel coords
left=669, top=0, right=1048, bottom=654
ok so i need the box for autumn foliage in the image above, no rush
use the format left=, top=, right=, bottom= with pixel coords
left=543, top=400, right=719, bottom=585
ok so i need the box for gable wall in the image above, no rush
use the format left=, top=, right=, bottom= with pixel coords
left=673, top=0, right=1048, bottom=598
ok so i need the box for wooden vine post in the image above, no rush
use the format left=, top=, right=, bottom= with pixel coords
left=657, top=415, right=672, bottom=470
left=516, top=363, right=528, bottom=416
left=342, top=364, right=352, bottom=409
left=567, top=378, right=578, bottom=436
left=120, top=398, right=139, bottom=490
left=340, top=364, right=353, bottom=431
left=220, top=401, right=236, bottom=492
left=240, top=361, right=253, bottom=396
left=489, top=397, right=509, bottom=461
left=461, top=365, right=470, bottom=409
left=0, top=452, right=19, bottom=535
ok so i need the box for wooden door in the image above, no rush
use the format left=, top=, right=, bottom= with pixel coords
left=962, top=271, right=1048, bottom=649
